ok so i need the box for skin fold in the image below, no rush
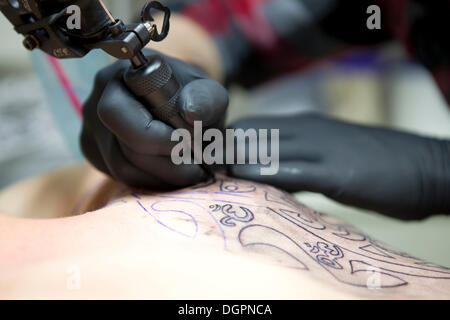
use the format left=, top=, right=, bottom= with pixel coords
left=0, top=163, right=449, bottom=299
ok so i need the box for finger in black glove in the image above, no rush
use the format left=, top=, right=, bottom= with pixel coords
left=81, top=50, right=228, bottom=189
left=228, top=113, right=450, bottom=220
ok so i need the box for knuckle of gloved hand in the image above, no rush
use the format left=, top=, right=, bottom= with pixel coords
left=180, top=80, right=228, bottom=126
left=97, top=98, right=118, bottom=129
left=95, top=66, right=114, bottom=87
left=124, top=138, right=158, bottom=155
left=227, top=164, right=239, bottom=177
left=201, top=79, right=229, bottom=108
left=136, top=123, right=174, bottom=153
left=227, top=164, right=254, bottom=180
left=109, top=161, right=136, bottom=184
left=95, top=61, right=127, bottom=86
left=172, top=168, right=203, bottom=186
left=96, top=87, right=130, bottom=128
left=121, top=137, right=170, bottom=159
left=96, top=86, right=115, bottom=110
left=79, top=133, right=91, bottom=160
left=82, top=99, right=96, bottom=119
left=79, top=126, right=90, bottom=145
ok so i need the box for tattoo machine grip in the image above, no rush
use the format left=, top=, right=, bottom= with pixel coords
left=123, top=54, right=185, bottom=128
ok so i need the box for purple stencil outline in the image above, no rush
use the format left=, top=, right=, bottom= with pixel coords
left=135, top=197, right=199, bottom=239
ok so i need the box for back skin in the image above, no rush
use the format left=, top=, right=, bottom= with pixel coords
left=0, top=163, right=449, bottom=299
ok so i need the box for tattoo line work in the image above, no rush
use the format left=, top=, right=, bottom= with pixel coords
left=109, top=177, right=450, bottom=292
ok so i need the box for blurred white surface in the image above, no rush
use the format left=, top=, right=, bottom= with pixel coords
left=387, top=64, right=450, bottom=139
left=0, top=15, right=73, bottom=188
left=0, top=74, right=73, bottom=188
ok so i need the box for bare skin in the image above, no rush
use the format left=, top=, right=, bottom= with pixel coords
left=0, top=163, right=449, bottom=299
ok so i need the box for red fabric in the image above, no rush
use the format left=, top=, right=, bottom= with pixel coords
left=181, top=0, right=229, bottom=33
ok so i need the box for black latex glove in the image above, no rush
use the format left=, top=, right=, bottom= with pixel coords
left=228, top=113, right=450, bottom=220
left=81, top=50, right=228, bottom=189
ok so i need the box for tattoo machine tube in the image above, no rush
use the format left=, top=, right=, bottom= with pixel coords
left=123, top=54, right=186, bottom=129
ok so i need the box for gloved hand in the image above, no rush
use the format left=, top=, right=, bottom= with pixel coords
left=228, top=113, right=450, bottom=220
left=81, top=50, right=228, bottom=189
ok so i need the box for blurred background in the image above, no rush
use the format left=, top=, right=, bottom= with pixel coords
left=0, top=0, right=449, bottom=267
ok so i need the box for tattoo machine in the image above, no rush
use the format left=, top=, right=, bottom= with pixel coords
left=0, top=0, right=185, bottom=128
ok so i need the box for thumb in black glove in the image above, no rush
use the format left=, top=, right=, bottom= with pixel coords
left=81, top=50, right=228, bottom=189
left=228, top=113, right=450, bottom=220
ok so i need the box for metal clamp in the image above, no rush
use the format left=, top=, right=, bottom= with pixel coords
left=141, top=1, right=171, bottom=42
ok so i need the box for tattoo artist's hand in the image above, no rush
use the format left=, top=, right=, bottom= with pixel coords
left=81, top=50, right=228, bottom=189
left=228, top=113, right=450, bottom=219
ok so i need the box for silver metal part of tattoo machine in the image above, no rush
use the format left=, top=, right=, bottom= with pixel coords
left=0, top=0, right=185, bottom=128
